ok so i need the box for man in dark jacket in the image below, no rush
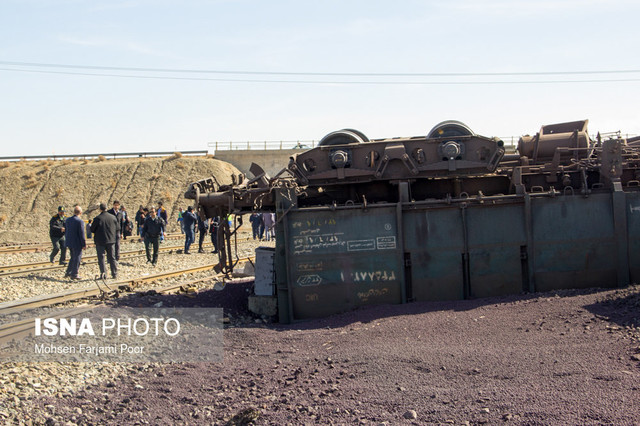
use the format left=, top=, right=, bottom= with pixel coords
left=49, top=206, right=67, bottom=265
left=249, top=213, right=261, bottom=240
left=182, top=206, right=198, bottom=254
left=134, top=205, right=145, bottom=237
left=141, top=207, right=165, bottom=265
left=64, top=205, right=86, bottom=280
left=209, top=216, right=219, bottom=254
left=91, top=203, right=119, bottom=279
left=107, top=200, right=123, bottom=261
left=197, top=214, right=209, bottom=253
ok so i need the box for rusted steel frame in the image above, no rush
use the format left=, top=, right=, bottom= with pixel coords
left=290, top=193, right=529, bottom=214
left=276, top=188, right=296, bottom=324
left=223, top=221, right=233, bottom=273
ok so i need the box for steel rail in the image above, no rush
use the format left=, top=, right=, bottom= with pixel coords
left=0, top=256, right=254, bottom=315
left=0, top=234, right=253, bottom=256
left=0, top=256, right=254, bottom=350
left=0, top=233, right=186, bottom=254
left=0, top=236, right=258, bottom=276
left=0, top=242, right=213, bottom=275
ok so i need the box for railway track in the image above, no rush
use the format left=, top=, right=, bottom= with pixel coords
left=0, top=234, right=184, bottom=255
left=0, top=236, right=256, bottom=276
left=0, top=256, right=254, bottom=346
left=0, top=232, right=247, bottom=254
left=0, top=244, right=201, bottom=276
left=0, top=305, right=96, bottom=348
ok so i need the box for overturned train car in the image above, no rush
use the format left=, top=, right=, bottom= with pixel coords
left=185, top=119, right=640, bottom=323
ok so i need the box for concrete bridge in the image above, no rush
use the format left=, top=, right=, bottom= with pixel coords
left=213, top=149, right=300, bottom=178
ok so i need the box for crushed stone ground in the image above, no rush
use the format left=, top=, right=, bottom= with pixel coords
left=28, top=285, right=640, bottom=425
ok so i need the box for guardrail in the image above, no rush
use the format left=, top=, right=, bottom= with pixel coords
left=0, top=151, right=209, bottom=162
left=209, top=133, right=638, bottom=154
left=209, top=138, right=518, bottom=152
left=208, top=140, right=318, bottom=152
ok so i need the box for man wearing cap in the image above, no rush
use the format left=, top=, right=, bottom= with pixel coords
left=91, top=202, right=119, bottom=279
left=64, top=205, right=86, bottom=280
left=182, top=206, right=198, bottom=254
left=49, top=206, right=67, bottom=265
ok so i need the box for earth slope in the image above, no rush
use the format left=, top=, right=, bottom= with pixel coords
left=0, top=155, right=239, bottom=244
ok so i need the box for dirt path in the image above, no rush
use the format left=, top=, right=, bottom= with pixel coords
left=32, top=285, right=640, bottom=425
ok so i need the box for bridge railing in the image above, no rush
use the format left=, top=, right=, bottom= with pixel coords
left=209, top=133, right=637, bottom=153
left=0, top=150, right=209, bottom=162
left=208, top=140, right=318, bottom=152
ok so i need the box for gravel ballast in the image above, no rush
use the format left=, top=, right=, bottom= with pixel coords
left=17, top=284, right=640, bottom=425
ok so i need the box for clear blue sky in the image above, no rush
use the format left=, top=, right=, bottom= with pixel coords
left=1, top=0, right=639, bottom=156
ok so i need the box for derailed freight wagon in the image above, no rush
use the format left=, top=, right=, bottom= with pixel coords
left=186, top=120, right=640, bottom=323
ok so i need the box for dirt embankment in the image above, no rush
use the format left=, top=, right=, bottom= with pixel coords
left=0, top=155, right=239, bottom=244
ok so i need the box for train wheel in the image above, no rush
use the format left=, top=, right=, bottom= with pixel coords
left=318, top=129, right=369, bottom=146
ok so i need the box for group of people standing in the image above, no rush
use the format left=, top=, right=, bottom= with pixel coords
left=49, top=201, right=270, bottom=280
left=179, top=207, right=220, bottom=255
left=249, top=212, right=276, bottom=241
left=47, top=204, right=96, bottom=280
left=48, top=200, right=168, bottom=280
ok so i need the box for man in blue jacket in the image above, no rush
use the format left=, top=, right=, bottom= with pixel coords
left=182, top=206, right=198, bottom=254
left=64, top=205, right=86, bottom=280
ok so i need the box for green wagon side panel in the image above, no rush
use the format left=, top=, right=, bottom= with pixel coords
left=285, top=208, right=403, bottom=320
left=466, top=204, right=526, bottom=298
left=531, top=194, right=618, bottom=291
left=404, top=208, right=465, bottom=301
left=627, top=192, right=640, bottom=284
left=276, top=189, right=638, bottom=322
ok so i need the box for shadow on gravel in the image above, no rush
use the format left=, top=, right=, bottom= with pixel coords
left=273, top=287, right=634, bottom=331
left=583, top=286, right=640, bottom=329
left=103, top=279, right=254, bottom=320
left=272, top=294, right=539, bottom=331
left=99, top=279, right=639, bottom=332
left=26, top=273, right=68, bottom=283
